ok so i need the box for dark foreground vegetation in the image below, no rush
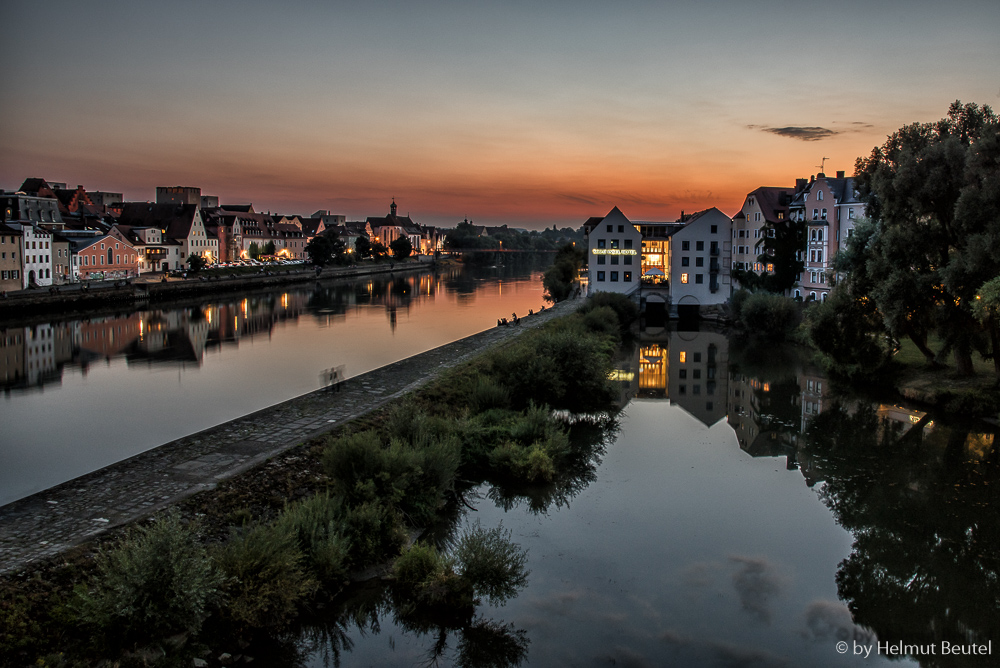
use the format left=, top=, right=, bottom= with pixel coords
left=1, top=293, right=637, bottom=667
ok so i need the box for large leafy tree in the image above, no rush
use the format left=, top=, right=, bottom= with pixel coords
left=848, top=101, right=1000, bottom=376
left=390, top=236, right=413, bottom=260
left=733, top=218, right=806, bottom=294
left=305, top=230, right=346, bottom=267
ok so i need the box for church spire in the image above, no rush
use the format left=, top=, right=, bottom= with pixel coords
left=390, top=198, right=397, bottom=217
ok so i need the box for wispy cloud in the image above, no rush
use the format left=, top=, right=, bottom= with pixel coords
left=730, top=556, right=783, bottom=623
left=748, top=125, right=839, bottom=142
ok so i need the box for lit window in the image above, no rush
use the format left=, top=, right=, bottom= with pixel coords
left=679, top=352, right=686, bottom=363
left=681, top=273, right=689, bottom=284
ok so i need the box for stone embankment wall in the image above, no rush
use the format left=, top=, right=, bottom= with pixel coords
left=0, top=261, right=433, bottom=321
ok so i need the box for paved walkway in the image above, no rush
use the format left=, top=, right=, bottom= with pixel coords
left=0, top=299, right=577, bottom=574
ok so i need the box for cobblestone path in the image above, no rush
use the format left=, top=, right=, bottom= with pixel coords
left=0, top=299, right=578, bottom=574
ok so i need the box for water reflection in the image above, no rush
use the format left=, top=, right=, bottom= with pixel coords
left=301, top=326, right=997, bottom=666
left=1, top=260, right=552, bottom=506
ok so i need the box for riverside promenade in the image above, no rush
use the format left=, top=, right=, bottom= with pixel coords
left=0, top=298, right=578, bottom=575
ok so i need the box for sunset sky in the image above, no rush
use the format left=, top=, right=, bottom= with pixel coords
left=2, top=0, right=997, bottom=228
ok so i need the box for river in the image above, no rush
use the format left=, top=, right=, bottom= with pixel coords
left=285, top=326, right=998, bottom=668
left=0, top=260, right=550, bottom=506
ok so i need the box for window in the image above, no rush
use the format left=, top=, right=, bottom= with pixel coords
left=693, top=369, right=701, bottom=379
left=617, top=225, right=624, bottom=233
left=679, top=369, right=687, bottom=379
left=738, top=230, right=745, bottom=238
left=849, top=208, right=855, bottom=219
left=679, top=352, right=686, bottom=363
left=817, top=229, right=823, bottom=241
left=822, top=209, right=827, bottom=220
left=694, top=352, right=702, bottom=362
left=817, top=190, right=824, bottom=201
left=710, top=224, right=717, bottom=233
left=813, top=209, right=818, bottom=220
left=624, top=239, right=632, bottom=249
left=624, top=256, right=632, bottom=265
left=696, top=241, right=704, bottom=251
left=597, top=271, right=605, bottom=281
left=624, top=271, right=631, bottom=282
left=695, top=274, right=704, bottom=284
left=611, top=239, right=619, bottom=249
left=597, top=255, right=606, bottom=264
left=597, top=239, right=606, bottom=248
left=681, top=273, right=689, bottom=284
left=681, top=257, right=689, bottom=267
left=611, top=256, right=619, bottom=265
left=610, top=271, right=619, bottom=282
left=695, top=257, right=704, bottom=267
left=681, top=241, right=690, bottom=251
left=606, top=224, right=612, bottom=232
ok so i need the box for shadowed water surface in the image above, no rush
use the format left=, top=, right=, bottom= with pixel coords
left=290, top=327, right=997, bottom=667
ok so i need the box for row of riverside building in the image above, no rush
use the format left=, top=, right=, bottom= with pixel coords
left=0, top=180, right=445, bottom=293
left=585, top=169, right=864, bottom=312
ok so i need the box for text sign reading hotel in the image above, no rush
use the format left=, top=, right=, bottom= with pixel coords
left=592, top=249, right=638, bottom=255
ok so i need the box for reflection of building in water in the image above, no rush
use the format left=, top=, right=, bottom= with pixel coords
left=799, top=373, right=828, bottom=433
left=0, top=328, right=25, bottom=387
left=638, top=339, right=669, bottom=399
left=78, top=315, right=142, bottom=360
left=727, top=373, right=802, bottom=469
left=669, top=330, right=728, bottom=426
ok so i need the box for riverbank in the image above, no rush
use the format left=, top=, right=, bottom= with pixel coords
left=0, top=295, right=578, bottom=576
left=0, top=259, right=437, bottom=322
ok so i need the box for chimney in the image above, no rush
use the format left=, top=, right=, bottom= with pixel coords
left=836, top=170, right=845, bottom=178
left=796, top=178, right=807, bottom=191
left=810, top=175, right=815, bottom=183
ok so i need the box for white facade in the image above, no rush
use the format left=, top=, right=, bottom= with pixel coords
left=587, top=207, right=642, bottom=295
left=17, top=224, right=53, bottom=288
left=669, top=208, right=732, bottom=307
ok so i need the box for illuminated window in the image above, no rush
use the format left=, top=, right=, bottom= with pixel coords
left=681, top=273, right=689, bottom=284
left=679, top=351, right=687, bottom=363
left=624, top=271, right=631, bottom=282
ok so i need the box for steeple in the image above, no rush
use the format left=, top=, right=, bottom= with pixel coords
left=390, top=198, right=397, bottom=217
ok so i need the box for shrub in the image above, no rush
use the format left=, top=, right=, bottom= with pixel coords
left=578, top=292, right=639, bottom=331
left=486, top=329, right=615, bottom=412
left=738, top=292, right=798, bottom=340
left=275, top=493, right=350, bottom=583
left=454, top=522, right=529, bottom=606
left=322, top=429, right=460, bottom=526
left=214, top=522, right=315, bottom=630
left=340, top=502, right=407, bottom=569
left=580, top=305, right=621, bottom=339
left=394, top=542, right=447, bottom=587
left=75, top=512, right=221, bottom=640
left=729, top=288, right=751, bottom=322
left=469, top=376, right=511, bottom=412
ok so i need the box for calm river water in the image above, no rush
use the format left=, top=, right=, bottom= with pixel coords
left=0, top=260, right=549, bottom=506
left=287, top=328, right=998, bottom=668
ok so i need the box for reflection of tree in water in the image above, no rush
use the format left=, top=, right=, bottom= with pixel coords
left=286, top=413, right=616, bottom=665
left=484, top=415, right=616, bottom=514
left=803, top=403, right=1000, bottom=666
left=292, top=582, right=529, bottom=668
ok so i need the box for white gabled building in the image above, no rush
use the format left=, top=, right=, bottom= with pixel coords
left=586, top=207, right=643, bottom=295
left=668, top=208, right=732, bottom=310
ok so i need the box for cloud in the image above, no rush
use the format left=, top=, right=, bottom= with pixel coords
left=748, top=124, right=839, bottom=141
left=802, top=600, right=876, bottom=644
left=730, top=556, right=783, bottom=624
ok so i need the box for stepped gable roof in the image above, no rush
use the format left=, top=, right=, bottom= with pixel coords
left=118, top=202, right=199, bottom=240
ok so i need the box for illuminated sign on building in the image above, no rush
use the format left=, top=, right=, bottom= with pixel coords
left=592, top=249, right=638, bottom=256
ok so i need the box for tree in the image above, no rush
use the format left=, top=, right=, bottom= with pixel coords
left=304, top=231, right=347, bottom=267
left=262, top=240, right=276, bottom=256
left=249, top=242, right=260, bottom=260
left=354, top=234, right=372, bottom=259
left=542, top=243, right=584, bottom=302
left=390, top=236, right=413, bottom=261
left=186, top=254, right=207, bottom=273
left=733, top=218, right=806, bottom=294
left=371, top=241, right=389, bottom=261
left=828, top=101, right=1000, bottom=376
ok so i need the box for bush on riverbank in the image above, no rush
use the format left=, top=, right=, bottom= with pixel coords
left=730, top=289, right=798, bottom=341
left=74, top=513, right=222, bottom=643
left=213, top=522, right=316, bottom=631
